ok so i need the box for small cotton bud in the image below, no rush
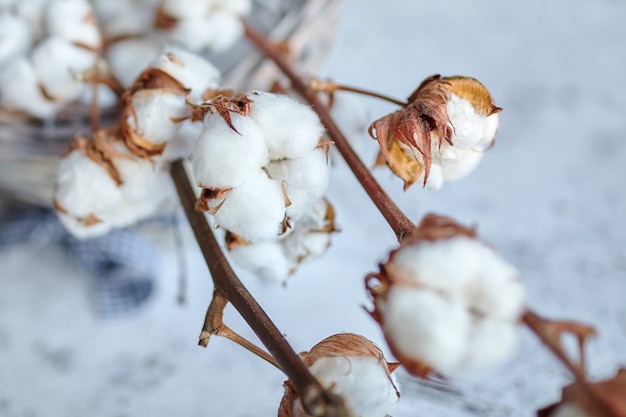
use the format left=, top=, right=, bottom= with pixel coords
left=192, top=112, right=268, bottom=189
left=212, top=171, right=286, bottom=242
left=280, top=334, right=400, bottom=417
left=249, top=91, right=325, bottom=159
left=0, top=57, right=61, bottom=118
left=0, top=13, right=32, bottom=67
left=106, top=37, right=165, bottom=88
left=45, top=0, right=101, bottom=50
left=31, top=36, right=97, bottom=102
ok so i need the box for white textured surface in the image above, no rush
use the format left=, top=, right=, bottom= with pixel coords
left=1, top=0, right=626, bottom=416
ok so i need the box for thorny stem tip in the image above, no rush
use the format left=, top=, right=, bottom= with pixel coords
left=243, top=21, right=601, bottom=389
left=244, top=22, right=417, bottom=243
left=170, top=160, right=346, bottom=417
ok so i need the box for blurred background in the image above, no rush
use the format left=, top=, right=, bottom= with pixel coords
left=1, top=0, right=625, bottom=416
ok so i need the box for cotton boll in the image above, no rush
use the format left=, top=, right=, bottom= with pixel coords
left=13, top=0, right=47, bottom=41
left=265, top=148, right=330, bottom=221
left=213, top=171, right=286, bottom=242
left=461, top=318, right=518, bottom=373
left=282, top=231, right=331, bottom=269
left=149, top=46, right=220, bottom=102
left=107, top=37, right=165, bottom=88
left=100, top=2, right=156, bottom=40
left=300, top=356, right=399, bottom=417
left=164, top=17, right=216, bottom=53
left=416, top=162, right=445, bottom=190
left=447, top=94, right=489, bottom=150
left=249, top=91, right=324, bottom=159
left=476, top=113, right=500, bottom=149
left=126, top=89, right=190, bottom=146
left=381, top=287, right=471, bottom=375
left=386, top=236, right=483, bottom=291
left=229, top=241, right=290, bottom=283
left=0, top=13, right=32, bottom=67
left=0, top=57, right=61, bottom=118
left=31, top=37, right=97, bottom=102
left=203, top=10, right=244, bottom=52
left=465, top=247, right=525, bottom=321
left=192, top=113, right=268, bottom=189
left=439, top=147, right=483, bottom=181
left=57, top=211, right=114, bottom=239
left=46, top=0, right=101, bottom=50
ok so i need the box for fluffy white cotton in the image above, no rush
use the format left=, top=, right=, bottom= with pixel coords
left=265, top=147, right=330, bottom=221
left=296, top=356, right=399, bottom=417
left=438, top=146, right=484, bottom=181
left=0, top=57, right=61, bottom=118
left=282, top=230, right=331, bottom=269
left=106, top=37, right=165, bottom=88
left=203, top=10, right=243, bottom=52
left=249, top=91, right=324, bottom=159
left=381, top=287, right=471, bottom=374
left=149, top=47, right=220, bottom=102
left=447, top=94, right=489, bottom=150
left=420, top=162, right=445, bottom=190
left=164, top=17, right=216, bottom=53
left=159, top=119, right=203, bottom=162
left=100, top=2, right=156, bottom=40
left=192, top=113, right=268, bottom=189
left=460, top=317, right=518, bottom=373
left=464, top=247, right=525, bottom=321
left=213, top=171, right=286, bottom=242
left=160, top=0, right=214, bottom=20
left=477, top=113, right=500, bottom=149
left=228, top=241, right=291, bottom=283
left=126, top=89, right=190, bottom=146
left=0, top=13, right=32, bottom=67
left=213, top=0, right=252, bottom=15
left=387, top=236, right=483, bottom=291
left=31, top=36, right=97, bottom=102
left=45, top=0, right=101, bottom=49
left=12, top=0, right=47, bottom=41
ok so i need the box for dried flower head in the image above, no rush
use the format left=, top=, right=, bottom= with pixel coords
left=369, top=75, right=501, bottom=190
left=279, top=333, right=400, bottom=417
left=366, top=214, right=524, bottom=377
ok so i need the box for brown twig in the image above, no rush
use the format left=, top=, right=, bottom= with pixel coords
left=170, top=160, right=352, bottom=417
left=309, top=78, right=407, bottom=107
left=244, top=22, right=417, bottom=243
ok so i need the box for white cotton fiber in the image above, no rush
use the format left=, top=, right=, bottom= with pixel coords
left=0, top=13, right=32, bottom=67
left=213, top=0, right=252, bottom=15
left=439, top=146, right=484, bottom=181
left=460, top=317, right=518, bottom=373
left=159, top=119, right=203, bottom=162
left=165, top=17, right=217, bottom=54
left=249, top=91, right=324, bottom=159
left=45, top=0, right=101, bottom=49
left=228, top=241, right=290, bottom=284
left=126, top=89, right=190, bottom=145
left=387, top=236, right=483, bottom=291
left=31, top=36, right=97, bottom=102
left=160, top=0, right=214, bottom=20
left=203, top=11, right=243, bottom=52
left=447, top=94, right=489, bottom=150
left=265, top=147, right=330, bottom=221
left=192, top=113, right=268, bottom=189
left=381, top=287, right=471, bottom=375
left=0, top=57, right=61, bottom=118
left=106, top=37, right=164, bottom=88
left=301, top=356, right=399, bottom=417
left=213, top=171, right=286, bottom=242
left=149, top=46, right=220, bottom=102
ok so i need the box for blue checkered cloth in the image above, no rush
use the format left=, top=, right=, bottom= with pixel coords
left=0, top=207, right=156, bottom=317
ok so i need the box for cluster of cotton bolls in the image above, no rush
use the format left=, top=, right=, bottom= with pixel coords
left=192, top=90, right=330, bottom=240
left=279, top=333, right=400, bottom=417
left=96, top=0, right=251, bottom=88
left=0, top=0, right=101, bottom=118
left=370, top=75, right=501, bottom=190
left=53, top=47, right=221, bottom=238
left=53, top=131, right=174, bottom=239
left=367, top=214, right=525, bottom=377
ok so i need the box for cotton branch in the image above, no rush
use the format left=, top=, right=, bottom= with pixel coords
left=170, top=160, right=353, bottom=417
